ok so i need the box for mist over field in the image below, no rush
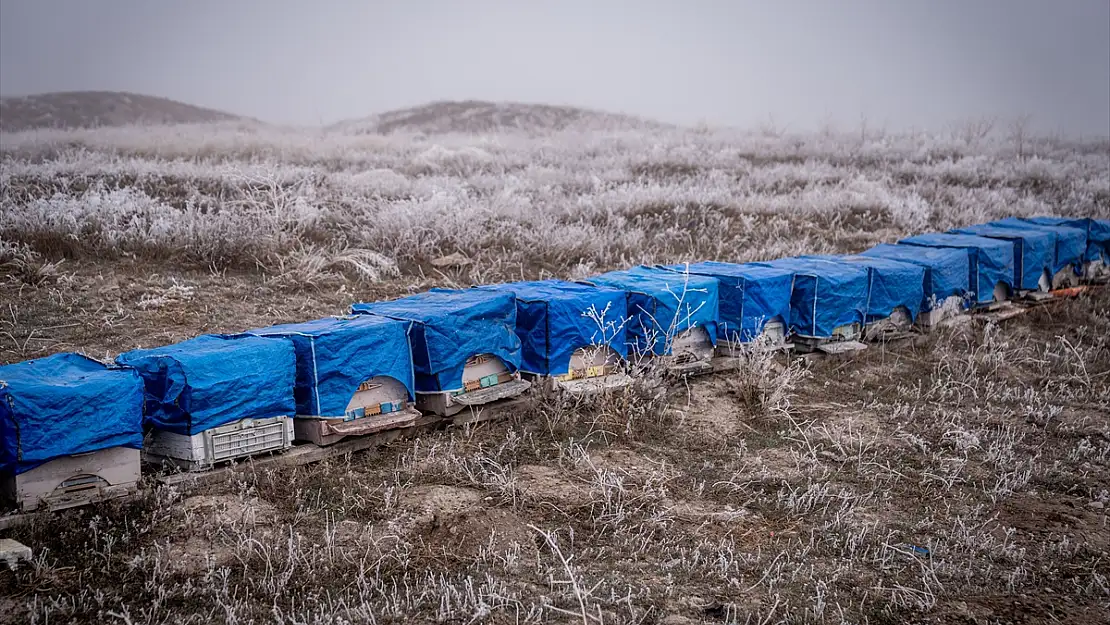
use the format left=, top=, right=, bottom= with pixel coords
left=3, top=0, right=1110, bottom=135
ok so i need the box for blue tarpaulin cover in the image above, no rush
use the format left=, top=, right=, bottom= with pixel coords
left=116, top=334, right=296, bottom=435
left=859, top=244, right=970, bottom=310
left=898, top=233, right=1015, bottom=304
left=747, top=258, right=868, bottom=338
left=799, top=255, right=927, bottom=322
left=475, top=280, right=629, bottom=376
left=1021, top=217, right=1110, bottom=264
left=988, top=218, right=1086, bottom=273
left=581, top=266, right=719, bottom=356
left=248, top=315, right=416, bottom=417
left=1, top=353, right=144, bottom=474
left=350, top=289, right=522, bottom=393
left=948, top=224, right=1054, bottom=290
left=659, top=261, right=792, bottom=343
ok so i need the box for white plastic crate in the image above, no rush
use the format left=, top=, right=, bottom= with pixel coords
left=294, top=376, right=419, bottom=446
left=417, top=353, right=530, bottom=417
left=1, top=446, right=140, bottom=512
left=143, top=415, right=293, bottom=471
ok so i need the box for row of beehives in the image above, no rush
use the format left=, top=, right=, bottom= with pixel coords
left=1, top=215, right=1107, bottom=513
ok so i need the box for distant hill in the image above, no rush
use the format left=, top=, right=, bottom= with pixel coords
left=331, top=100, right=668, bottom=135
left=0, top=91, right=245, bottom=132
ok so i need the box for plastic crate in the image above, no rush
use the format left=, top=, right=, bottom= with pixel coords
left=142, top=415, right=293, bottom=471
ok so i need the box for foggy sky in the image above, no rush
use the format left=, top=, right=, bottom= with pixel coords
left=2, top=0, right=1108, bottom=136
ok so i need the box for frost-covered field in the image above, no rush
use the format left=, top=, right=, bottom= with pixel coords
left=1, top=121, right=1109, bottom=625
left=3, top=122, right=1107, bottom=287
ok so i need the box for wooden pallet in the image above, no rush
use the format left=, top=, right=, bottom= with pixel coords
left=450, top=396, right=533, bottom=426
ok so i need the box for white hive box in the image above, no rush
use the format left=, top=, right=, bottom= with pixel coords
left=2, top=446, right=140, bottom=512
left=417, top=354, right=530, bottom=417
left=660, top=326, right=717, bottom=375
left=916, top=295, right=967, bottom=327
left=294, top=376, right=419, bottom=446
left=549, top=345, right=631, bottom=395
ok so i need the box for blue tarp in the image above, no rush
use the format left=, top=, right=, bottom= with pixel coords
left=581, top=266, right=719, bottom=356
left=116, top=334, right=297, bottom=435
left=1, top=353, right=144, bottom=474
left=859, top=244, right=970, bottom=310
left=474, top=280, right=629, bottom=376
left=659, top=261, right=792, bottom=343
left=898, top=233, right=1015, bottom=304
left=948, top=224, right=1054, bottom=291
left=799, top=255, right=927, bottom=322
left=1021, top=217, right=1110, bottom=265
left=988, top=218, right=1086, bottom=273
left=350, top=289, right=522, bottom=393
left=746, top=258, right=868, bottom=338
left=248, top=315, right=416, bottom=417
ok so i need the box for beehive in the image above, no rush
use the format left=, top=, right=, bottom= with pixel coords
left=582, top=266, right=719, bottom=367
left=117, top=334, right=297, bottom=471
left=658, top=261, right=793, bottom=355
left=474, top=280, right=631, bottom=393
left=351, top=289, right=530, bottom=417
left=248, top=315, right=420, bottom=445
left=898, top=233, right=1016, bottom=306
left=859, top=244, right=971, bottom=327
left=1, top=353, right=144, bottom=511
left=746, top=257, right=869, bottom=343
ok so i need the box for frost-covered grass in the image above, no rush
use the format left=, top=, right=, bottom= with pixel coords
left=2, top=122, right=1107, bottom=286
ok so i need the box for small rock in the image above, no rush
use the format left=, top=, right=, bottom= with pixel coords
left=1089, top=501, right=1105, bottom=510
left=0, top=538, right=32, bottom=570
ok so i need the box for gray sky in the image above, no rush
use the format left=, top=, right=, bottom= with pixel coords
left=2, top=0, right=1108, bottom=135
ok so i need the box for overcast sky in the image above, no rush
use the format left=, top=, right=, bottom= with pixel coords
left=1, top=0, right=1108, bottom=135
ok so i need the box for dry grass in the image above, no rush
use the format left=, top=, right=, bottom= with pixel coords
left=1, top=290, right=1107, bottom=624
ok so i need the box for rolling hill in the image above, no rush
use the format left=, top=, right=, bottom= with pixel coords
left=330, top=99, right=669, bottom=135
left=0, top=91, right=244, bottom=132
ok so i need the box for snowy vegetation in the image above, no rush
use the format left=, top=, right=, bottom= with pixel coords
left=2, top=120, right=1106, bottom=287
